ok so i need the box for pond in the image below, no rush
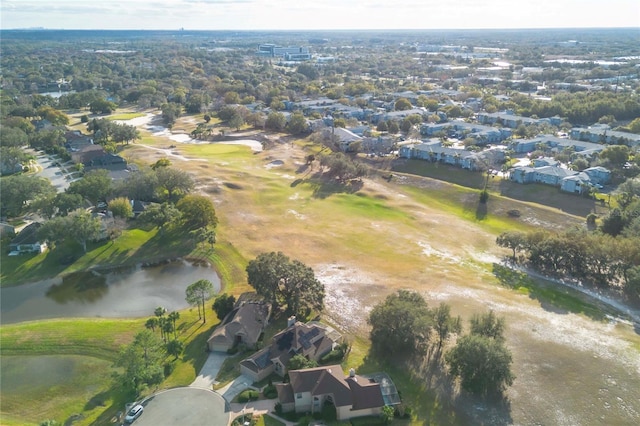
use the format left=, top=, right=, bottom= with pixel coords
left=0, top=260, right=220, bottom=324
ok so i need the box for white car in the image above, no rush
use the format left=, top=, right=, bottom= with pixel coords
left=125, top=404, right=144, bottom=423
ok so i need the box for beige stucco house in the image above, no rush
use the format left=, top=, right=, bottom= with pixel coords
left=276, top=365, right=387, bottom=421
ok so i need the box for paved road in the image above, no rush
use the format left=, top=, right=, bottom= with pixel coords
left=133, top=388, right=228, bottom=426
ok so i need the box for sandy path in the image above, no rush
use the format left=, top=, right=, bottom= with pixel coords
left=117, top=112, right=263, bottom=151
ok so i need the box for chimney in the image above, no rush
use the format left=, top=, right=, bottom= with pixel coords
left=349, top=368, right=356, bottom=378
left=287, top=315, right=296, bottom=327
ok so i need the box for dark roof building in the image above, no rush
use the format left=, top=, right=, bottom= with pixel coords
left=276, top=365, right=392, bottom=421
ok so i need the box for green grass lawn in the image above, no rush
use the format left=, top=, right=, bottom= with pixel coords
left=0, top=309, right=221, bottom=426
left=344, top=336, right=461, bottom=425
left=107, top=112, right=146, bottom=121
left=258, top=415, right=286, bottom=426
left=1, top=355, right=116, bottom=425
left=1, top=226, right=201, bottom=287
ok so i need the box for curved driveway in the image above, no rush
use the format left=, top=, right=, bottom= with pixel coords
left=33, top=153, right=72, bottom=192
left=135, top=387, right=228, bottom=426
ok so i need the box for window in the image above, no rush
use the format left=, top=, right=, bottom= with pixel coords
left=297, top=393, right=302, bottom=399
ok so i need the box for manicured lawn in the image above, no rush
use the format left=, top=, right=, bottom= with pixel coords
left=107, top=112, right=146, bottom=121
left=1, top=226, right=201, bottom=287
left=259, top=414, right=286, bottom=426
left=1, top=355, right=115, bottom=425
left=0, top=317, right=144, bottom=359
left=0, top=309, right=222, bottom=426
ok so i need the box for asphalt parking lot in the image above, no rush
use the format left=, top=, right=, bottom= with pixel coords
left=131, top=387, right=228, bottom=426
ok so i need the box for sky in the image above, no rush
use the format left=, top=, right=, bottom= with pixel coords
left=2, top=0, right=639, bottom=31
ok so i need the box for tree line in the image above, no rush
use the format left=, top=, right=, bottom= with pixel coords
left=368, top=290, right=514, bottom=397
left=496, top=226, right=640, bottom=301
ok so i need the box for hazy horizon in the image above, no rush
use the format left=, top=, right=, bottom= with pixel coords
left=2, top=0, right=639, bottom=31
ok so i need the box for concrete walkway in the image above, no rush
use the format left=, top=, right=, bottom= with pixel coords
left=228, top=400, right=297, bottom=426
left=189, top=352, right=228, bottom=389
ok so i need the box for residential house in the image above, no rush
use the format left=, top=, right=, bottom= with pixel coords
left=477, top=111, right=562, bottom=129
left=1, top=160, right=24, bottom=175
left=130, top=200, right=148, bottom=218
left=571, top=126, right=640, bottom=147
left=372, top=108, right=426, bottom=125
left=331, top=127, right=363, bottom=152
left=64, top=130, right=93, bottom=152
left=0, top=222, right=16, bottom=238
left=86, top=153, right=127, bottom=168
left=560, top=173, right=592, bottom=195
left=509, top=164, right=610, bottom=194
left=420, top=121, right=511, bottom=144
left=207, top=301, right=271, bottom=352
left=509, top=166, right=537, bottom=184
left=71, top=144, right=105, bottom=165
left=399, top=141, right=505, bottom=171
left=529, top=165, right=576, bottom=186
left=276, top=365, right=393, bottom=421
left=361, top=135, right=395, bottom=155
left=532, top=157, right=559, bottom=168
left=240, top=317, right=341, bottom=382
left=8, top=223, right=46, bottom=254
left=509, top=135, right=605, bottom=157
left=583, top=166, right=611, bottom=185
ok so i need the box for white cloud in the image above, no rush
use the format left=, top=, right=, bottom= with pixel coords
left=2, top=0, right=639, bottom=29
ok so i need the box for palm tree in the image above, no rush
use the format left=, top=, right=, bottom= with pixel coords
left=168, top=311, right=180, bottom=339
left=145, top=317, right=158, bottom=333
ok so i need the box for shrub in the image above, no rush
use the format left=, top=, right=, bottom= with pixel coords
left=274, top=402, right=283, bottom=415
left=263, top=384, right=277, bottom=399
left=163, top=361, right=175, bottom=377
left=320, top=342, right=349, bottom=364
left=237, top=390, right=259, bottom=403
left=321, top=401, right=337, bottom=422
left=479, top=189, right=489, bottom=204
left=350, top=416, right=387, bottom=425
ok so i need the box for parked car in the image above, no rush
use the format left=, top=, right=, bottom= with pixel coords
left=125, top=405, right=143, bottom=423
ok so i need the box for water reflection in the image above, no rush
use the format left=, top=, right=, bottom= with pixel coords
left=46, top=271, right=109, bottom=304
left=1, top=260, right=220, bottom=324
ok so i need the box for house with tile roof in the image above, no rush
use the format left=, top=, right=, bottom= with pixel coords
left=8, top=222, right=46, bottom=254
left=276, top=365, right=393, bottom=421
left=207, top=301, right=271, bottom=352
left=239, top=317, right=341, bottom=382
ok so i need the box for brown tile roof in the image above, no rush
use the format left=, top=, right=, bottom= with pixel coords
left=276, top=383, right=295, bottom=404
left=241, top=321, right=340, bottom=376
left=289, top=365, right=353, bottom=407
left=207, top=302, right=270, bottom=347
left=346, top=375, right=385, bottom=410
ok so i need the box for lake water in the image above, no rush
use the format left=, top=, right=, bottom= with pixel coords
left=0, top=260, right=220, bottom=324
